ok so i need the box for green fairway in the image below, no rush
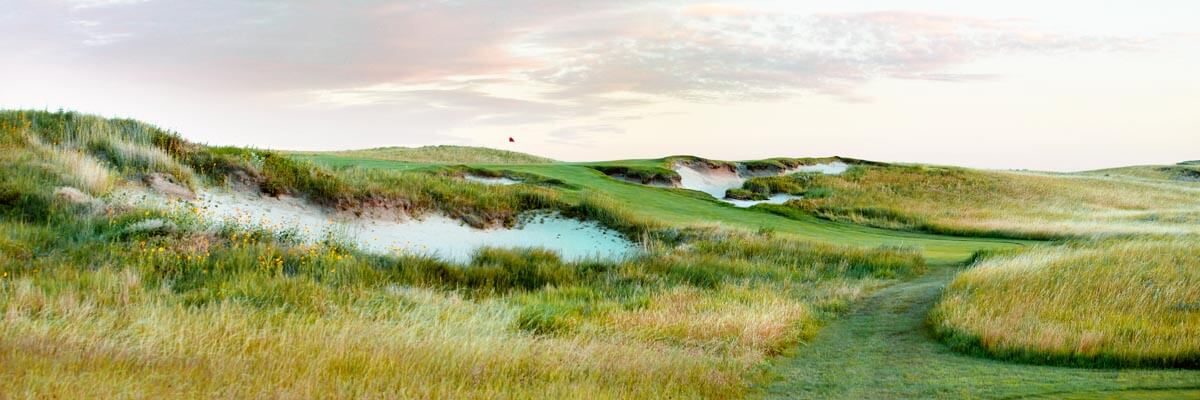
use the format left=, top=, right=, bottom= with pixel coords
left=296, top=153, right=1029, bottom=264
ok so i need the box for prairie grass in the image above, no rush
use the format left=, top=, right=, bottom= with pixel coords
left=930, top=238, right=1200, bottom=367
left=1, top=110, right=196, bottom=188
left=588, top=164, right=680, bottom=185
left=0, top=205, right=920, bottom=398
left=769, top=164, right=1200, bottom=239
left=2, top=110, right=585, bottom=230
left=1085, top=164, right=1200, bottom=183
left=42, top=147, right=116, bottom=195
left=0, top=270, right=747, bottom=399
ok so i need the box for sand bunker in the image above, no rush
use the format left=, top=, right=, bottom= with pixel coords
left=724, top=194, right=801, bottom=208
left=464, top=175, right=521, bottom=185
left=787, top=161, right=849, bottom=175
left=191, top=191, right=636, bottom=263
left=674, top=165, right=745, bottom=199
left=672, top=161, right=847, bottom=206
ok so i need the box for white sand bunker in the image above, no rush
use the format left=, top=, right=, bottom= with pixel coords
left=672, top=161, right=847, bottom=208
left=674, top=165, right=745, bottom=199
left=195, top=191, right=636, bottom=263
left=787, top=161, right=849, bottom=175
left=464, top=175, right=521, bottom=185
left=724, top=194, right=801, bottom=208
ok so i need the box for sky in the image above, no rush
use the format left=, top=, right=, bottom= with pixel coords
left=1, top=0, right=1197, bottom=171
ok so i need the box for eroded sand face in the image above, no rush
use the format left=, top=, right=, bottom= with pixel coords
left=189, top=191, right=636, bottom=263
left=724, top=194, right=802, bottom=208
left=787, top=161, right=849, bottom=175
left=464, top=175, right=522, bottom=185
left=672, top=161, right=847, bottom=207
left=674, top=165, right=745, bottom=199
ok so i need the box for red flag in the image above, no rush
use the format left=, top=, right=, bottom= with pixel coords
left=508, top=137, right=515, bottom=143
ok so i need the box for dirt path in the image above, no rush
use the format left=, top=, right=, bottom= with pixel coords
left=758, top=267, right=1200, bottom=399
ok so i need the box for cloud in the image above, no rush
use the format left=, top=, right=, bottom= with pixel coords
left=66, top=0, right=150, bottom=10
left=303, top=6, right=1154, bottom=120
left=526, top=10, right=1153, bottom=101
left=0, top=1, right=1158, bottom=133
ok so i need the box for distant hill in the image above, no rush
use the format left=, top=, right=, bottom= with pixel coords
left=301, top=145, right=556, bottom=164
left=1082, top=164, right=1200, bottom=183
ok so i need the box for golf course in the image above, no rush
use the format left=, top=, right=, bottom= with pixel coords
left=1, top=110, right=1196, bottom=398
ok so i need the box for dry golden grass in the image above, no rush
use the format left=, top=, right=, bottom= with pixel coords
left=793, top=165, right=1200, bottom=239
left=0, top=213, right=910, bottom=399
left=931, top=238, right=1200, bottom=367
left=606, top=285, right=814, bottom=356
left=44, top=148, right=116, bottom=195
left=0, top=269, right=752, bottom=399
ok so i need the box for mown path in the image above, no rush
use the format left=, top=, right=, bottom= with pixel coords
left=759, top=266, right=1200, bottom=399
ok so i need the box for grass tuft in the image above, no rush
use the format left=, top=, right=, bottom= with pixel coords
left=931, top=238, right=1200, bottom=368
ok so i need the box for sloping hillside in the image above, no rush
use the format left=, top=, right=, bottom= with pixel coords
left=1083, top=164, right=1200, bottom=183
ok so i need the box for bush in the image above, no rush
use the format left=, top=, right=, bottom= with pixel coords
left=725, top=188, right=765, bottom=200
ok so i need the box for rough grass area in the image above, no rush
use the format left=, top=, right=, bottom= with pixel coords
left=930, top=238, right=1200, bottom=368
left=438, top=165, right=577, bottom=189
left=0, top=206, right=922, bottom=398
left=0, top=109, right=938, bottom=398
left=728, top=175, right=809, bottom=200
left=1086, top=165, right=1200, bottom=183
left=587, top=164, right=680, bottom=186
left=296, top=145, right=556, bottom=164
left=760, top=265, right=1200, bottom=399
left=762, top=164, right=1200, bottom=239
left=0, top=110, right=585, bottom=230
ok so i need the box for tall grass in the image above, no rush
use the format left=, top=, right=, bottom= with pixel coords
left=930, top=238, right=1200, bottom=367
left=42, top=147, right=116, bottom=195
left=0, top=201, right=921, bottom=398
left=1, top=111, right=591, bottom=231
left=1, top=110, right=196, bottom=188
left=760, top=164, right=1200, bottom=239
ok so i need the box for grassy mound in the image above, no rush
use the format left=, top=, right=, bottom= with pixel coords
left=930, top=238, right=1200, bottom=368
left=0, top=110, right=583, bottom=229
left=757, top=164, right=1200, bottom=239
left=587, top=164, right=680, bottom=186
left=302, top=145, right=556, bottom=164
left=1086, top=164, right=1200, bottom=183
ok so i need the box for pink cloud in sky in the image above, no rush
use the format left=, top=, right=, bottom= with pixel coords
left=0, top=0, right=1189, bottom=169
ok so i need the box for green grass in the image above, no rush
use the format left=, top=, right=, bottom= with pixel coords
left=758, top=265, right=1200, bottom=399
